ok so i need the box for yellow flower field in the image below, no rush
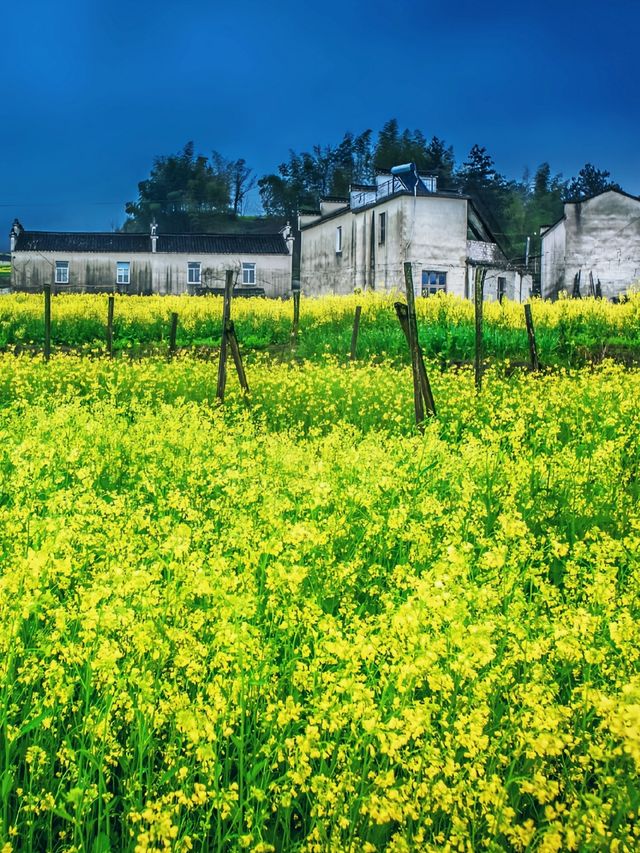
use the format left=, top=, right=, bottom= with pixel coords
left=0, top=352, right=638, bottom=851
left=0, top=291, right=639, bottom=365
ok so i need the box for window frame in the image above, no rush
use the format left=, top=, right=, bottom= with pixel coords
left=421, top=270, right=447, bottom=297
left=55, top=260, right=69, bottom=284
left=116, top=261, right=130, bottom=285
left=188, top=261, right=201, bottom=285
left=242, top=262, right=256, bottom=286
left=497, top=276, right=507, bottom=303
left=379, top=212, right=386, bottom=245
left=335, top=226, right=343, bottom=254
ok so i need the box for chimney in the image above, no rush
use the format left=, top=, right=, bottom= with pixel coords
left=150, top=219, right=158, bottom=253
left=282, top=222, right=294, bottom=255
left=10, top=219, right=23, bottom=252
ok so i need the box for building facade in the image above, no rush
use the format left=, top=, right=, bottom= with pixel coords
left=9, top=221, right=294, bottom=297
left=540, top=190, right=640, bottom=300
left=300, top=167, right=530, bottom=302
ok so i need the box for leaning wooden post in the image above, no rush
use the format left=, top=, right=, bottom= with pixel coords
left=394, top=302, right=436, bottom=417
left=168, top=312, right=178, bottom=358
left=291, top=289, right=301, bottom=341
left=106, top=295, right=115, bottom=357
left=216, top=270, right=234, bottom=401
left=350, top=305, right=362, bottom=361
left=523, top=303, right=540, bottom=372
left=403, top=262, right=425, bottom=431
left=227, top=320, right=250, bottom=394
left=474, top=266, right=486, bottom=391
left=43, top=283, right=51, bottom=362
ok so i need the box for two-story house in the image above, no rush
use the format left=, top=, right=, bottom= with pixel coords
left=299, top=164, right=529, bottom=302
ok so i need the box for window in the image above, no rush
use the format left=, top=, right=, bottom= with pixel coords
left=379, top=212, right=386, bottom=245
left=55, top=261, right=69, bottom=284
left=421, top=270, right=447, bottom=296
left=116, top=261, right=130, bottom=285
left=497, top=276, right=507, bottom=303
left=242, top=262, right=256, bottom=285
left=335, top=226, right=343, bottom=254
left=188, top=262, right=201, bottom=285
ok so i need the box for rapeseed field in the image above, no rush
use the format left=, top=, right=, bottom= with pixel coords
left=0, top=294, right=639, bottom=850
left=1, top=291, right=639, bottom=365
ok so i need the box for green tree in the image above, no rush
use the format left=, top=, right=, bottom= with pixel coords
left=124, top=143, right=255, bottom=232
left=258, top=131, right=375, bottom=216
left=565, top=163, right=621, bottom=200
left=423, top=136, right=456, bottom=188
left=374, top=119, right=432, bottom=170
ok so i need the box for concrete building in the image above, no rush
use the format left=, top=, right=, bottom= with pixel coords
left=9, top=220, right=294, bottom=297
left=540, top=190, right=640, bottom=300
left=300, top=165, right=530, bottom=302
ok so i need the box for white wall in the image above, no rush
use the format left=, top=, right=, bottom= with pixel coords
left=301, top=195, right=470, bottom=296
left=11, top=251, right=292, bottom=298
left=541, top=192, right=640, bottom=299
left=540, top=219, right=566, bottom=299
left=300, top=194, right=524, bottom=300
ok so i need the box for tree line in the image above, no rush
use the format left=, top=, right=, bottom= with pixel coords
left=123, top=119, right=621, bottom=260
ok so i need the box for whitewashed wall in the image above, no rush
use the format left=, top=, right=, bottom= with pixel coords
left=541, top=191, right=640, bottom=299
left=11, top=251, right=293, bottom=298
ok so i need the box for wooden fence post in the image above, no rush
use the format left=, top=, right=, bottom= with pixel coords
left=43, top=283, right=51, bottom=362
left=524, top=303, right=540, bottom=372
left=474, top=266, right=486, bottom=391
left=394, top=302, right=436, bottom=417
left=350, top=305, right=362, bottom=361
left=107, top=295, right=115, bottom=357
left=291, top=289, right=301, bottom=341
left=216, top=270, right=234, bottom=401
left=227, top=321, right=250, bottom=394
left=404, top=262, right=426, bottom=430
left=169, top=312, right=178, bottom=358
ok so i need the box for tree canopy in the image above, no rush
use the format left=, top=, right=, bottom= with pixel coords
left=123, top=124, right=624, bottom=264
left=123, top=143, right=256, bottom=232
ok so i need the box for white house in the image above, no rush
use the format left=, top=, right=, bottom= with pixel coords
left=9, top=221, right=294, bottom=297
left=540, top=189, right=640, bottom=300
left=299, top=165, right=530, bottom=302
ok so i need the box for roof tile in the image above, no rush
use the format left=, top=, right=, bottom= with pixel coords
left=14, top=231, right=289, bottom=255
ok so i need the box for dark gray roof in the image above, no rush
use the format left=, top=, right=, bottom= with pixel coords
left=14, top=231, right=289, bottom=255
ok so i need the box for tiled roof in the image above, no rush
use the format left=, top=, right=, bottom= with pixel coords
left=15, top=232, right=150, bottom=253
left=158, top=234, right=289, bottom=254
left=14, top=231, right=289, bottom=255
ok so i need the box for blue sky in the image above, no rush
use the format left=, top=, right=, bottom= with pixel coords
left=2, top=0, right=639, bottom=243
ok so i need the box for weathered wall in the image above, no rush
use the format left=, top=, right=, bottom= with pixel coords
left=480, top=269, right=532, bottom=303
left=402, top=196, right=467, bottom=297
left=301, top=196, right=471, bottom=297
left=541, top=192, right=640, bottom=299
left=540, top=220, right=566, bottom=299
left=299, top=208, right=360, bottom=296
left=300, top=195, right=525, bottom=301
left=11, top=251, right=292, bottom=297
